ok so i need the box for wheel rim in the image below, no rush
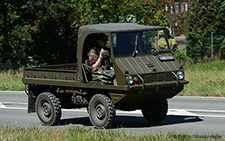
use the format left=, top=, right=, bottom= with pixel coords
left=42, top=102, right=52, bottom=117
left=95, top=103, right=106, bottom=120
left=39, top=99, right=53, bottom=119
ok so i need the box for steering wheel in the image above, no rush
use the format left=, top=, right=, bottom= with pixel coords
left=150, top=47, right=158, bottom=53
left=102, top=50, right=110, bottom=58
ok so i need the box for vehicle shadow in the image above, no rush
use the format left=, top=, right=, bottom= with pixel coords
left=112, top=115, right=203, bottom=128
left=59, top=115, right=203, bottom=128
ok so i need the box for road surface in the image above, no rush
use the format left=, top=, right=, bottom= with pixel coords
left=0, top=91, right=225, bottom=137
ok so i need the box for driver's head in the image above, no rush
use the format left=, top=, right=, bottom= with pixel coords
left=97, top=33, right=108, bottom=48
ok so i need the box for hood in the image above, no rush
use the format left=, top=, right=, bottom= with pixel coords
left=114, top=54, right=180, bottom=75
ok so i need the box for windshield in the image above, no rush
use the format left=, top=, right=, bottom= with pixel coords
left=112, top=30, right=170, bottom=57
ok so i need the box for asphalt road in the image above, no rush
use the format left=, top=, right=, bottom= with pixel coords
left=1, top=91, right=225, bottom=137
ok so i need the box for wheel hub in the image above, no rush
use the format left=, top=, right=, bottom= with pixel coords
left=95, top=104, right=106, bottom=120
left=42, top=102, right=51, bottom=117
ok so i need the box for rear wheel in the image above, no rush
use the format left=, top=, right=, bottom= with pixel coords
left=36, top=92, right=61, bottom=125
left=141, top=99, right=168, bottom=123
left=88, top=94, right=115, bottom=128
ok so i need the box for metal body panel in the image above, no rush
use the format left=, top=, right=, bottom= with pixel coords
left=23, top=63, right=78, bottom=83
left=115, top=53, right=179, bottom=75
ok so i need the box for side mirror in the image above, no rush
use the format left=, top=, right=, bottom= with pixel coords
left=172, top=44, right=178, bottom=52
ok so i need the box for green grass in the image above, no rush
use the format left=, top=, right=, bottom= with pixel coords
left=179, top=60, right=225, bottom=96
left=0, top=126, right=223, bottom=140
left=0, top=70, right=24, bottom=91
left=0, top=60, right=224, bottom=96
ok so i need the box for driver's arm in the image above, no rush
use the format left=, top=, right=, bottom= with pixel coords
left=88, top=48, right=103, bottom=68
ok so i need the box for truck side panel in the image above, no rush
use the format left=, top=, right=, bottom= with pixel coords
left=23, top=63, right=77, bottom=85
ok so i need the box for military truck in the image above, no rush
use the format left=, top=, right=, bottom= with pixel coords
left=22, top=23, right=189, bottom=128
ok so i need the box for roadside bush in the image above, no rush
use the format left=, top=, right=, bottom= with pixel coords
left=174, top=48, right=188, bottom=63
left=185, top=0, right=225, bottom=61
left=186, top=33, right=211, bottom=61
left=219, top=39, right=225, bottom=59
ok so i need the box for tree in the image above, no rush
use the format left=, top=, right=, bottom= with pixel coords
left=137, top=0, right=170, bottom=27
left=72, top=0, right=170, bottom=26
left=0, top=0, right=173, bottom=69
left=28, top=1, right=77, bottom=65
left=0, top=1, right=32, bottom=69
left=185, top=0, right=225, bottom=60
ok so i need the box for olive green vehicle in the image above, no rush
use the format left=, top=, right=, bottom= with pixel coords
left=22, top=23, right=189, bottom=128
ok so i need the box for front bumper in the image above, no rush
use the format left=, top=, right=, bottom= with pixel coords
left=127, top=80, right=189, bottom=91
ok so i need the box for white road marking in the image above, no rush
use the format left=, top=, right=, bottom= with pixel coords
left=185, top=109, right=225, bottom=113
left=168, top=109, right=197, bottom=116
left=1, top=102, right=27, bottom=105
left=0, top=102, right=6, bottom=108
left=116, top=109, right=198, bottom=117
left=1, top=102, right=225, bottom=118
left=0, top=102, right=27, bottom=110
left=61, top=109, right=197, bottom=117
left=3, top=107, right=27, bottom=110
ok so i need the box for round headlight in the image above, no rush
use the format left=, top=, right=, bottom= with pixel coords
left=126, top=76, right=134, bottom=85
left=177, top=71, right=184, bottom=80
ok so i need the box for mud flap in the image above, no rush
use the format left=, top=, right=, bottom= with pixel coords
left=28, top=95, right=36, bottom=113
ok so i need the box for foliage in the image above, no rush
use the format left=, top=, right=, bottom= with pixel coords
left=137, top=0, right=170, bottom=27
left=186, top=32, right=211, bottom=61
left=85, top=0, right=132, bottom=23
left=174, top=48, right=188, bottom=63
left=76, top=0, right=170, bottom=26
left=185, top=0, right=225, bottom=60
left=219, top=38, right=225, bottom=59
left=3, top=0, right=225, bottom=69
left=28, top=1, right=78, bottom=65
left=0, top=1, right=32, bottom=69
left=0, top=0, right=173, bottom=69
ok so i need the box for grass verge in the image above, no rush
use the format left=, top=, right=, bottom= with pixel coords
left=179, top=60, right=225, bottom=96
left=0, top=70, right=24, bottom=91
left=0, top=126, right=223, bottom=140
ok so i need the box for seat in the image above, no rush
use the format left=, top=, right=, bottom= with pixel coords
left=82, top=59, right=92, bottom=83
left=82, top=33, right=98, bottom=83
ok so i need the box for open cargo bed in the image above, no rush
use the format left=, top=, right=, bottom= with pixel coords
left=23, top=63, right=78, bottom=86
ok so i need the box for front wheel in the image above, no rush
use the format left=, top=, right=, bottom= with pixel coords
left=88, top=94, right=115, bottom=128
left=36, top=92, right=61, bottom=125
left=141, top=99, right=168, bottom=123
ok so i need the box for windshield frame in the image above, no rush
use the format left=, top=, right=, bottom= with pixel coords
left=110, top=29, right=171, bottom=57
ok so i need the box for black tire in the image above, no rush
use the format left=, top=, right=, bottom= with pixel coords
left=36, top=92, right=62, bottom=125
left=88, top=94, right=115, bottom=129
left=141, top=99, right=168, bottom=123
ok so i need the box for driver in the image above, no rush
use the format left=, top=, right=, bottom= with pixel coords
left=87, top=33, right=115, bottom=84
